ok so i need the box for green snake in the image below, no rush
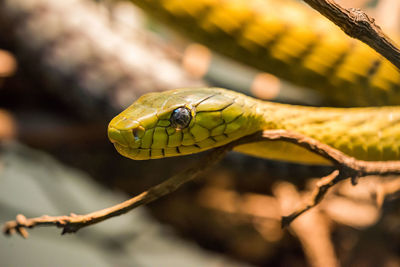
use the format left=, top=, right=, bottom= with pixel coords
left=127, top=0, right=400, bottom=107
left=108, top=87, right=400, bottom=165
left=107, top=0, right=400, bottom=165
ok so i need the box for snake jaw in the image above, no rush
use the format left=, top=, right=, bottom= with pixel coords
left=113, top=143, right=140, bottom=160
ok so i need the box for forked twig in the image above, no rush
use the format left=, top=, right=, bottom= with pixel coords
left=3, top=130, right=400, bottom=237
left=253, top=130, right=400, bottom=227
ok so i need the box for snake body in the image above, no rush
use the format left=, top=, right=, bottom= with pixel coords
left=108, top=88, right=400, bottom=165
left=129, top=0, right=400, bottom=107
left=108, top=1, right=400, bottom=164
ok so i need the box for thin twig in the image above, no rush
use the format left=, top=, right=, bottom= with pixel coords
left=3, top=145, right=231, bottom=237
left=257, top=130, right=400, bottom=179
left=198, top=185, right=339, bottom=267
left=302, top=0, right=400, bottom=70
left=234, top=130, right=400, bottom=227
left=273, top=182, right=339, bottom=267
left=281, top=170, right=340, bottom=227
left=3, top=130, right=400, bottom=237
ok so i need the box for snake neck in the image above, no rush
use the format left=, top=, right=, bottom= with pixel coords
left=247, top=100, right=400, bottom=162
left=252, top=100, right=312, bottom=131
left=232, top=100, right=334, bottom=165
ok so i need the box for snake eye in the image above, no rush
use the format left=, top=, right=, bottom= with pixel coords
left=170, top=107, right=192, bottom=129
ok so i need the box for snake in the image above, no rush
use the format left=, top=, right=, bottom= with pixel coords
left=126, top=0, right=400, bottom=107
left=108, top=87, right=400, bottom=165
left=107, top=0, right=400, bottom=165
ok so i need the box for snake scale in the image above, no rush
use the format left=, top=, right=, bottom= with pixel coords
left=108, top=0, right=400, bottom=165
left=127, top=0, right=400, bottom=107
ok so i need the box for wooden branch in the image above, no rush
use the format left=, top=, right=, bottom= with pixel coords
left=253, top=130, right=400, bottom=226
left=3, top=146, right=231, bottom=237
left=255, top=130, right=400, bottom=178
left=272, top=182, right=339, bottom=267
left=232, top=130, right=400, bottom=227
left=198, top=186, right=339, bottom=267
left=281, top=170, right=340, bottom=227
left=3, top=130, right=400, bottom=237
left=302, top=0, right=400, bottom=70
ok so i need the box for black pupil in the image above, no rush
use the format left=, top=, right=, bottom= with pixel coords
left=171, top=107, right=191, bottom=129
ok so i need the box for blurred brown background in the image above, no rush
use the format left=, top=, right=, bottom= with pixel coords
left=1, top=0, right=400, bottom=266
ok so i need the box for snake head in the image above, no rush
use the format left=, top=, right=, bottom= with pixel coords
left=108, top=88, right=255, bottom=160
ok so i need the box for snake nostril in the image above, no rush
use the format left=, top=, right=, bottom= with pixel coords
left=132, top=125, right=145, bottom=141
left=108, top=127, right=128, bottom=147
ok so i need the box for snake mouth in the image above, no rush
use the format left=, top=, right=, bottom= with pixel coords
left=113, top=143, right=141, bottom=160
left=113, top=143, right=172, bottom=160
left=108, top=125, right=168, bottom=160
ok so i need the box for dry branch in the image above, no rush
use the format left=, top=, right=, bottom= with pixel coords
left=3, top=145, right=230, bottom=237
left=273, top=182, right=339, bottom=267
left=198, top=185, right=339, bottom=267
left=302, top=0, right=400, bottom=70
left=250, top=130, right=400, bottom=226
left=3, top=129, right=400, bottom=237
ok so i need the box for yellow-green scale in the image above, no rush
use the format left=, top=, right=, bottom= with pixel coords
left=108, top=88, right=400, bottom=163
left=130, top=0, right=400, bottom=107
left=234, top=99, right=400, bottom=164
